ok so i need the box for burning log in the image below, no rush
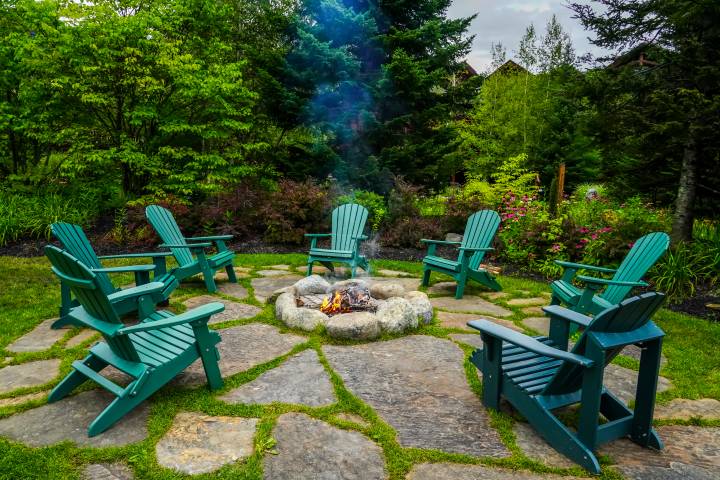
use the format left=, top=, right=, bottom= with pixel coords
left=319, top=285, right=375, bottom=316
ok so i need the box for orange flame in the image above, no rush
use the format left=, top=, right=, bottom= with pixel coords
left=320, top=292, right=347, bottom=315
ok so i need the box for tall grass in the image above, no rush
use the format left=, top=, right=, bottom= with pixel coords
left=0, top=190, right=101, bottom=246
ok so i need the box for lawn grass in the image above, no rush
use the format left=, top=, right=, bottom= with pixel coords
left=0, top=254, right=718, bottom=479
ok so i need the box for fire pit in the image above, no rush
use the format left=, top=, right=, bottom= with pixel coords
left=274, top=276, right=433, bottom=340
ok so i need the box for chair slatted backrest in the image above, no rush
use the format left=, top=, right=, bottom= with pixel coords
left=459, top=210, right=501, bottom=270
left=45, top=246, right=140, bottom=362
left=146, top=205, right=194, bottom=267
left=52, top=223, right=116, bottom=295
left=542, top=292, right=665, bottom=397
left=330, top=204, right=369, bottom=252
left=603, top=232, right=670, bottom=304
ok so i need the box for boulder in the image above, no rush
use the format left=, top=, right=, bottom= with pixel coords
left=405, top=291, right=433, bottom=324
left=283, top=307, right=329, bottom=332
left=326, top=312, right=381, bottom=340
left=370, top=282, right=405, bottom=300
left=327, top=279, right=369, bottom=294
left=275, top=292, right=296, bottom=320
left=267, top=286, right=295, bottom=304
left=445, top=233, right=463, bottom=242
left=376, top=297, right=418, bottom=334
left=294, top=275, right=331, bottom=296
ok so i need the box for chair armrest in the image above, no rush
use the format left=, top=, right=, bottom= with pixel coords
left=68, top=307, right=123, bottom=336
left=186, top=235, right=234, bottom=241
left=459, top=246, right=493, bottom=254
left=98, top=252, right=173, bottom=260
left=305, top=233, right=332, bottom=238
left=92, top=265, right=156, bottom=274
left=352, top=235, right=369, bottom=241
left=107, top=282, right=166, bottom=303
left=467, top=319, right=594, bottom=367
left=420, top=239, right=461, bottom=246
left=541, top=305, right=593, bottom=328
left=589, top=322, right=665, bottom=350
left=576, top=275, right=648, bottom=288
left=119, top=302, right=225, bottom=334
left=159, top=242, right=212, bottom=249
left=554, top=260, right=616, bottom=274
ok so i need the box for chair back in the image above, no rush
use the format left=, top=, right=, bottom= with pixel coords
left=603, top=232, right=670, bottom=304
left=44, top=246, right=140, bottom=361
left=330, top=204, right=369, bottom=252
left=459, top=210, right=501, bottom=270
left=146, top=205, right=194, bottom=267
left=52, top=222, right=115, bottom=295
left=543, top=292, right=665, bottom=396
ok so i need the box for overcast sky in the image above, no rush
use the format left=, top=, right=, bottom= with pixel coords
left=447, top=1, right=606, bottom=72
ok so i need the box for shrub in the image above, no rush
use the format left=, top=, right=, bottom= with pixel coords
left=337, top=190, right=387, bottom=231
left=261, top=179, right=333, bottom=244
left=650, top=242, right=714, bottom=303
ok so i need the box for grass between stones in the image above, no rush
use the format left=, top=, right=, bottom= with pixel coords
left=0, top=254, right=718, bottom=479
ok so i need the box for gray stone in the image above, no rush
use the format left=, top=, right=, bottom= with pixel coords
left=7, top=318, right=67, bottom=353
left=448, top=333, right=484, bottom=349
left=221, top=350, right=336, bottom=407
left=0, top=390, right=148, bottom=447
left=605, top=364, right=672, bottom=405
left=83, top=463, right=134, bottom=480
left=522, top=316, right=550, bottom=335
left=303, top=265, right=330, bottom=275
left=182, top=295, right=262, bottom=324
left=214, top=268, right=251, bottom=282
left=327, top=278, right=369, bottom=293
left=174, top=323, right=306, bottom=387
left=507, top=297, right=547, bottom=307
left=445, top=233, right=463, bottom=242
left=377, top=269, right=413, bottom=277
left=600, top=426, right=720, bottom=479
left=156, top=412, right=257, bottom=475
left=293, top=275, right=331, bottom=296
left=283, top=306, right=329, bottom=331
left=324, top=336, right=508, bottom=458
left=480, top=291, right=510, bottom=300
left=437, top=311, right=521, bottom=332
left=217, top=282, right=249, bottom=300
left=0, top=359, right=61, bottom=394
left=427, top=281, right=458, bottom=295
left=257, top=269, right=293, bottom=277
left=655, top=398, right=720, bottom=420
left=267, top=264, right=291, bottom=270
left=407, top=463, right=584, bottom=480
left=252, top=275, right=302, bottom=303
left=274, top=292, right=296, bottom=322
left=264, top=413, right=386, bottom=480
left=521, top=306, right=544, bottom=316
left=326, top=312, right=381, bottom=340
left=66, top=330, right=99, bottom=348
left=368, top=276, right=421, bottom=292
left=404, top=291, right=433, bottom=324
left=369, top=281, right=405, bottom=299
left=334, top=413, right=370, bottom=428
left=514, top=422, right=576, bottom=468
left=375, top=297, right=418, bottom=333
left=0, top=390, right=48, bottom=408
left=430, top=295, right=512, bottom=317
left=621, top=343, right=668, bottom=366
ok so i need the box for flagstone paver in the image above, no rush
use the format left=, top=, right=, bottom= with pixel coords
left=173, top=323, right=306, bottom=387
left=324, top=336, right=509, bottom=458
left=448, top=333, right=484, bottom=349
left=480, top=291, right=510, bottom=300
left=600, top=426, right=720, bottom=479
left=216, top=282, right=249, bottom=300
left=66, top=329, right=99, bottom=348
left=655, top=398, right=720, bottom=420
left=7, top=318, right=67, bottom=353
left=522, top=316, right=550, bottom=335
left=514, top=422, right=577, bottom=469
left=407, top=463, right=584, bottom=480
left=263, top=413, right=386, bottom=480
left=605, top=364, right=672, bottom=405
left=430, top=295, right=512, bottom=317
left=0, top=390, right=48, bottom=408
left=257, top=269, right=293, bottom=277
left=220, top=349, right=336, bottom=407
left=0, top=359, right=60, bottom=394
left=267, top=264, right=291, bottom=270
left=0, top=390, right=148, bottom=447
left=368, top=276, right=421, bottom=292
left=334, top=413, right=371, bottom=428
left=377, top=269, right=413, bottom=277
left=301, top=265, right=330, bottom=274
left=83, top=463, right=134, bottom=480
left=507, top=297, right=547, bottom=307
left=427, top=281, right=457, bottom=294
left=215, top=268, right=251, bottom=282
left=251, top=275, right=303, bottom=303
left=156, top=412, right=257, bottom=475
left=182, top=295, right=261, bottom=325
left=621, top=344, right=668, bottom=366
left=436, top=311, right=521, bottom=332
left=521, top=306, right=545, bottom=315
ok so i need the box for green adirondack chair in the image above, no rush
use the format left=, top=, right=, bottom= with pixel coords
left=551, top=232, right=669, bottom=315
left=44, top=245, right=224, bottom=436
left=145, top=205, right=237, bottom=293
left=421, top=210, right=501, bottom=299
left=306, top=203, right=370, bottom=278
left=469, top=292, right=666, bottom=473
left=51, top=222, right=178, bottom=330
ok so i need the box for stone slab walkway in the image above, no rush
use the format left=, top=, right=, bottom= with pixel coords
left=430, top=295, right=512, bottom=317
left=182, top=295, right=261, bottom=325
left=7, top=318, right=66, bottom=353
left=407, top=463, right=584, bottom=480
left=324, top=336, right=509, bottom=458
left=437, top=311, right=520, bottom=331
left=251, top=276, right=302, bottom=303
left=0, top=359, right=60, bottom=394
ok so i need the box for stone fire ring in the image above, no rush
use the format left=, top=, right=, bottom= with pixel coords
left=273, top=275, right=433, bottom=340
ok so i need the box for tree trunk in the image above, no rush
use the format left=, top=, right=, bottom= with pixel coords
left=671, top=137, right=698, bottom=243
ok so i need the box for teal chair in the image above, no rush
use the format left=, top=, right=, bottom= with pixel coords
left=45, top=246, right=224, bottom=436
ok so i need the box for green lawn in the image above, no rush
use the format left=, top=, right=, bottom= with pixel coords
left=0, top=254, right=718, bottom=479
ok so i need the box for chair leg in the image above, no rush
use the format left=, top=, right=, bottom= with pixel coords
left=478, top=336, right=502, bottom=410
left=306, top=260, right=313, bottom=276
left=631, top=338, right=664, bottom=449
left=48, top=354, right=107, bottom=402
left=455, top=273, right=467, bottom=299
left=421, top=268, right=431, bottom=287
left=88, top=392, right=147, bottom=437
left=202, top=268, right=218, bottom=293
left=192, top=326, right=223, bottom=390
left=351, top=263, right=357, bottom=278
left=225, top=264, right=237, bottom=283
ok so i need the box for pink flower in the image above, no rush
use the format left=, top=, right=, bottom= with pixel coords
left=551, top=244, right=562, bottom=252
left=590, top=233, right=598, bottom=240
left=579, top=227, right=589, bottom=234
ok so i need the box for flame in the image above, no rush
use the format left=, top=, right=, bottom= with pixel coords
left=320, top=292, right=346, bottom=315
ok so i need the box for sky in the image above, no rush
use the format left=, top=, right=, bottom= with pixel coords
left=447, top=0, right=606, bottom=72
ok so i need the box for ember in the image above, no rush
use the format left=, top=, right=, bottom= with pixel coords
left=319, top=285, right=375, bottom=316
